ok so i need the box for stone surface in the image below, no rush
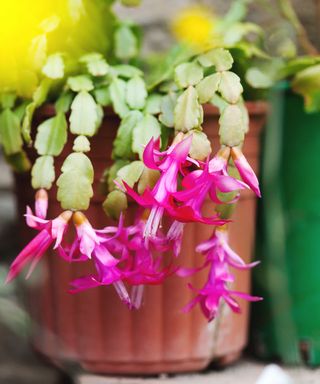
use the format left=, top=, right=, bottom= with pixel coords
left=76, top=359, right=320, bottom=384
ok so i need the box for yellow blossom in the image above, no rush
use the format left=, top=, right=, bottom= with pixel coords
left=0, top=0, right=114, bottom=98
left=171, top=5, right=222, bottom=51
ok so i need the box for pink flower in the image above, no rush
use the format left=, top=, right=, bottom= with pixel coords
left=231, top=147, right=261, bottom=197
left=25, top=188, right=48, bottom=229
left=183, top=227, right=261, bottom=321
left=167, top=148, right=246, bottom=225
left=123, top=135, right=193, bottom=238
left=6, top=191, right=72, bottom=283
left=184, top=259, right=261, bottom=321
left=69, top=212, right=130, bottom=305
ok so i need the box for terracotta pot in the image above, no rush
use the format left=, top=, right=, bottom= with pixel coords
left=14, top=102, right=267, bottom=374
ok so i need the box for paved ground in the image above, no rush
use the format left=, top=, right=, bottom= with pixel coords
left=76, top=359, right=320, bottom=384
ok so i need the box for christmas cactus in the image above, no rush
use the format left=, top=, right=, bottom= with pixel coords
left=2, top=0, right=263, bottom=321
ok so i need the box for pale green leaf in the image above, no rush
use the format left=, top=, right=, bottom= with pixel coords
left=55, top=92, right=73, bottom=113
left=14, top=101, right=29, bottom=122
left=67, top=75, right=94, bottom=92
left=57, top=152, right=94, bottom=210
left=22, top=79, right=52, bottom=143
left=116, top=161, right=144, bottom=188
left=112, top=64, right=143, bottom=79
left=245, top=67, right=274, bottom=89
left=174, top=62, right=204, bottom=88
left=113, top=110, right=143, bottom=159
left=187, top=130, right=212, bottom=160
left=109, top=78, right=130, bottom=118
left=126, top=76, right=147, bottom=110
left=105, top=160, right=130, bottom=192
left=114, top=25, right=138, bottom=60
left=0, top=109, right=23, bottom=155
left=103, top=190, right=128, bottom=220
left=159, top=93, right=177, bottom=127
left=22, top=102, right=36, bottom=143
left=69, top=91, right=99, bottom=136
left=219, top=71, right=243, bottom=104
left=73, top=135, right=91, bottom=152
left=196, top=73, right=221, bottom=103
left=219, top=105, right=245, bottom=147
left=31, top=155, right=55, bottom=189
left=93, top=87, right=111, bottom=107
left=198, top=48, right=233, bottom=71
left=174, top=86, right=203, bottom=132
left=80, top=53, right=109, bottom=77
left=42, top=54, right=64, bottom=79
left=145, top=94, right=162, bottom=114
left=132, top=114, right=161, bottom=158
left=223, top=22, right=263, bottom=46
left=0, top=93, right=16, bottom=109
left=35, top=113, right=67, bottom=156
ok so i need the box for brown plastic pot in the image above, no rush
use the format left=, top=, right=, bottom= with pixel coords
left=14, top=102, right=267, bottom=374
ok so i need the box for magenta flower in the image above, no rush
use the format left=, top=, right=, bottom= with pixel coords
left=184, top=259, right=261, bottom=321
left=231, top=147, right=261, bottom=197
left=167, top=148, right=246, bottom=225
left=6, top=190, right=72, bottom=283
left=69, top=212, right=130, bottom=305
left=122, top=135, right=193, bottom=238
left=183, top=227, right=261, bottom=321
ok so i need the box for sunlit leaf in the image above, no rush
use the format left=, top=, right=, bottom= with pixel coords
left=0, top=109, right=23, bottom=155
left=174, top=86, right=203, bottom=132
left=174, top=62, right=203, bottom=88
left=132, top=114, right=161, bottom=157
left=126, top=76, right=147, bottom=109
left=219, top=105, right=245, bottom=146
left=198, top=48, right=233, bottom=71
left=31, top=155, right=55, bottom=190
left=159, top=93, right=177, bottom=127
left=69, top=91, right=99, bottom=136
left=114, top=25, right=138, bottom=60
left=67, top=75, right=94, bottom=92
left=109, top=78, right=130, bottom=118
left=113, top=110, right=143, bottom=159
left=73, top=135, right=91, bottom=152
left=42, top=53, right=64, bottom=79
left=196, top=73, right=221, bottom=103
left=57, top=152, right=94, bottom=210
left=35, top=113, right=67, bottom=156
left=219, top=71, right=243, bottom=104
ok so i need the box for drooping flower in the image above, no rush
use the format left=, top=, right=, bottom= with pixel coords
left=183, top=227, right=261, bottom=321
left=122, top=135, right=193, bottom=238
left=6, top=190, right=72, bottom=283
left=69, top=211, right=130, bottom=306
left=231, top=146, right=261, bottom=197
left=167, top=147, right=246, bottom=230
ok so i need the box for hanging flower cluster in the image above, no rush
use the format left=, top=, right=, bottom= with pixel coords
left=4, top=43, right=263, bottom=321
left=7, top=132, right=262, bottom=320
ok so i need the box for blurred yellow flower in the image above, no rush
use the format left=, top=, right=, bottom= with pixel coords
left=171, top=6, right=222, bottom=51
left=0, top=0, right=114, bottom=98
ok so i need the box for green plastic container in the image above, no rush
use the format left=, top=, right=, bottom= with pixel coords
left=251, top=84, right=320, bottom=366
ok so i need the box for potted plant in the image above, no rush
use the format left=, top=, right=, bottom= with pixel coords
left=1, top=0, right=266, bottom=374
left=245, top=0, right=320, bottom=366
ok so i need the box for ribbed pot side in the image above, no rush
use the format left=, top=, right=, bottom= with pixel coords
left=14, top=102, right=267, bottom=374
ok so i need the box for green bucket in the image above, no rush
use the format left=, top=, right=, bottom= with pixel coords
left=251, top=83, right=320, bottom=366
